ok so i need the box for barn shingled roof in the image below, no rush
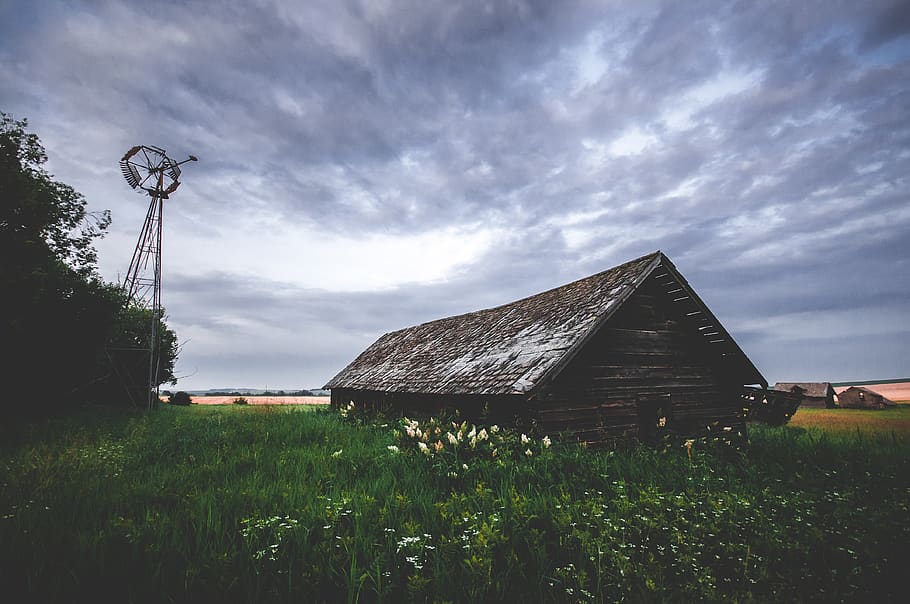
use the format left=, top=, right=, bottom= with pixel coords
left=773, top=382, right=834, bottom=398
left=325, top=251, right=766, bottom=395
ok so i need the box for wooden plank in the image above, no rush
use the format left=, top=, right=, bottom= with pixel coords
left=534, top=267, right=757, bottom=444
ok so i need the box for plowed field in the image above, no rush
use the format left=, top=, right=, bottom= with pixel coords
left=188, top=396, right=329, bottom=405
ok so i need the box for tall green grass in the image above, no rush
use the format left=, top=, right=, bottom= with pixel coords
left=1, top=405, right=907, bottom=602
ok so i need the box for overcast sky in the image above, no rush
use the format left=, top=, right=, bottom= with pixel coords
left=2, top=0, right=908, bottom=390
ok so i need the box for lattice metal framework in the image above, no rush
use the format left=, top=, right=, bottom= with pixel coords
left=119, top=145, right=197, bottom=409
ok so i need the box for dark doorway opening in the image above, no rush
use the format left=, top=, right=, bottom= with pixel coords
left=636, top=393, right=672, bottom=445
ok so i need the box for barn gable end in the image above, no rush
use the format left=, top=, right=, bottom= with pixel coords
left=535, top=271, right=759, bottom=441
left=325, top=251, right=766, bottom=442
left=838, top=386, right=896, bottom=410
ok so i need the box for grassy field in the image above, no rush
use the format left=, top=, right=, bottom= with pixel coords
left=1, top=404, right=908, bottom=603
left=789, top=403, right=910, bottom=438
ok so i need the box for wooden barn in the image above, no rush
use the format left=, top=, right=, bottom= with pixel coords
left=325, top=251, right=767, bottom=443
left=837, top=386, right=896, bottom=410
left=772, top=382, right=837, bottom=408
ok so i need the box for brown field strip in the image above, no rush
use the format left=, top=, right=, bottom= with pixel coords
left=167, top=395, right=330, bottom=405
left=789, top=404, right=910, bottom=437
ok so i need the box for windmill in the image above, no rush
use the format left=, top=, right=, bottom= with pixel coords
left=119, top=145, right=197, bottom=409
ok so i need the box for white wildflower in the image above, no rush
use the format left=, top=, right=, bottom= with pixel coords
left=490, top=425, right=500, bottom=434
left=332, top=449, right=343, bottom=458
left=387, top=445, right=399, bottom=453
left=521, top=433, right=529, bottom=444
left=525, top=448, right=533, bottom=457
left=447, top=432, right=458, bottom=446
left=542, top=435, right=551, bottom=448
left=477, top=428, right=488, bottom=441
left=418, top=442, right=431, bottom=455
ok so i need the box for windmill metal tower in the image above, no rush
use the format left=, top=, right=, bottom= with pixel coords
left=120, top=145, right=197, bottom=409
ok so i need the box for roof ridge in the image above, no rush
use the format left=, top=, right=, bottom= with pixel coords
left=380, top=251, right=663, bottom=338
left=525, top=251, right=664, bottom=394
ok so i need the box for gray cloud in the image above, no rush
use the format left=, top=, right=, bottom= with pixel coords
left=2, top=0, right=908, bottom=388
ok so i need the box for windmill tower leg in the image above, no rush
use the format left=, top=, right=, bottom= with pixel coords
left=146, top=192, right=163, bottom=410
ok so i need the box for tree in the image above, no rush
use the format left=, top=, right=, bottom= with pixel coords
left=1, top=112, right=178, bottom=415
left=94, top=298, right=178, bottom=406
left=168, top=391, right=192, bottom=406
left=0, top=113, right=110, bottom=275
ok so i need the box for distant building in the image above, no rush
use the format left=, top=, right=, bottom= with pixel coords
left=773, top=382, right=836, bottom=409
left=837, top=386, right=896, bottom=410
left=325, top=251, right=766, bottom=444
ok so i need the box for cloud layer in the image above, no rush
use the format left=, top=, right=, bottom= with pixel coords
left=2, top=0, right=908, bottom=388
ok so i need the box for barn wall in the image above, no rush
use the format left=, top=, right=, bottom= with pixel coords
left=331, top=388, right=527, bottom=424
left=774, top=384, right=836, bottom=408
left=535, top=275, right=745, bottom=443
left=838, top=388, right=890, bottom=409
left=796, top=396, right=830, bottom=409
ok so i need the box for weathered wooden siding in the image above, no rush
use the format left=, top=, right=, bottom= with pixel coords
left=794, top=396, right=830, bottom=409
left=331, top=387, right=526, bottom=424
left=535, top=274, right=744, bottom=442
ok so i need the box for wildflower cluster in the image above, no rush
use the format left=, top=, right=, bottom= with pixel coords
left=74, top=437, right=129, bottom=479
left=338, top=401, right=356, bottom=419
left=394, top=532, right=435, bottom=571
left=394, top=414, right=552, bottom=469
left=240, top=515, right=300, bottom=562
left=337, top=400, right=385, bottom=426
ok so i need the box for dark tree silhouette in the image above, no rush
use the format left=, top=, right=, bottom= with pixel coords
left=1, top=112, right=178, bottom=415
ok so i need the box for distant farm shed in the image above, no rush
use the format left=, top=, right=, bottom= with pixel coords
left=837, top=386, right=896, bottom=410
left=773, top=382, right=836, bottom=409
left=325, top=251, right=767, bottom=443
